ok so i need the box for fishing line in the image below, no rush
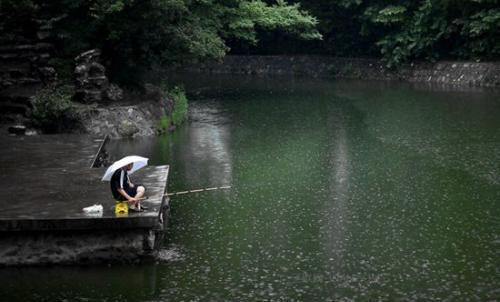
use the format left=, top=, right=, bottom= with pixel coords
left=164, top=179, right=303, bottom=197
left=164, top=178, right=309, bottom=198
left=166, top=186, right=232, bottom=196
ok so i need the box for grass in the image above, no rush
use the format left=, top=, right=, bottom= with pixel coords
left=159, top=86, right=188, bottom=132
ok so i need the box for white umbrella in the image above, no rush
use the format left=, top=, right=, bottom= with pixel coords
left=102, top=155, right=149, bottom=181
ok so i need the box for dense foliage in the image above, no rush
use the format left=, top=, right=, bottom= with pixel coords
left=361, top=0, right=500, bottom=66
left=1, top=0, right=498, bottom=71
left=267, top=0, right=500, bottom=66
left=0, top=0, right=320, bottom=81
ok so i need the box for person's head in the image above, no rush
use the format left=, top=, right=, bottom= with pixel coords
left=124, top=163, right=133, bottom=171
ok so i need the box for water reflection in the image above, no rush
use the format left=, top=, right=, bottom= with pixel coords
left=323, top=109, right=350, bottom=272
left=180, top=101, right=233, bottom=187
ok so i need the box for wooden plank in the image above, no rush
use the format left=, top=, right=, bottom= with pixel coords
left=89, top=135, right=108, bottom=168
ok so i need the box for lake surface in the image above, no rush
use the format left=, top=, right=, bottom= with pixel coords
left=2, top=75, right=500, bottom=301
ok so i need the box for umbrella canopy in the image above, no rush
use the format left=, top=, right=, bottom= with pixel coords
left=102, top=155, right=149, bottom=181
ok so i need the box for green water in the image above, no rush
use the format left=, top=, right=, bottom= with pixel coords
left=2, top=76, right=500, bottom=301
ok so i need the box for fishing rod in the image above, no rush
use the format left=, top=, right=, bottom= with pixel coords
left=165, top=185, right=232, bottom=196
left=162, top=179, right=287, bottom=197
left=135, top=186, right=232, bottom=202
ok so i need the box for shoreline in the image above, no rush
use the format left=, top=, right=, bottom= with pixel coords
left=178, top=55, right=500, bottom=88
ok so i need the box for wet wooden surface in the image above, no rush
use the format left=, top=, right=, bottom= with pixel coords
left=0, top=135, right=169, bottom=231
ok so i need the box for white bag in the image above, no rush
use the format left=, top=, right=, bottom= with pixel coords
left=83, top=204, right=103, bottom=214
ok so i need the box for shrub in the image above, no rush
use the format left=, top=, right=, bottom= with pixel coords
left=159, top=86, right=188, bottom=133
left=168, top=86, right=188, bottom=126
left=32, top=85, right=80, bottom=133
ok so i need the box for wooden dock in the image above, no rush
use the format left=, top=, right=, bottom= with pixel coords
left=0, top=135, right=170, bottom=265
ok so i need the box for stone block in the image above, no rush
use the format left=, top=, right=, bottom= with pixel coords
left=8, top=125, right=26, bottom=135
left=74, top=64, right=88, bottom=75
left=75, top=49, right=101, bottom=65
left=106, top=83, right=124, bottom=102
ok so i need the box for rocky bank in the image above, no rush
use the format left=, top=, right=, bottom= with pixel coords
left=76, top=101, right=163, bottom=138
left=70, top=49, right=165, bottom=139
left=0, top=47, right=171, bottom=138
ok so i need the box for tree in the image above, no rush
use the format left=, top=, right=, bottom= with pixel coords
left=362, top=0, right=500, bottom=66
left=2, top=0, right=498, bottom=71
left=1, top=0, right=321, bottom=81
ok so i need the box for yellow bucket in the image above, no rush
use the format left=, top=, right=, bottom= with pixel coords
left=115, top=201, right=128, bottom=215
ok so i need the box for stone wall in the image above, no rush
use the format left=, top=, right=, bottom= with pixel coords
left=0, top=17, right=58, bottom=125
left=0, top=229, right=156, bottom=266
left=181, top=56, right=500, bottom=87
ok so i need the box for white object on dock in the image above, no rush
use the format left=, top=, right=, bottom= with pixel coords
left=83, top=204, right=103, bottom=214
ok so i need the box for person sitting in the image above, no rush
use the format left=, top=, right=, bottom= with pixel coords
left=110, top=163, right=147, bottom=211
